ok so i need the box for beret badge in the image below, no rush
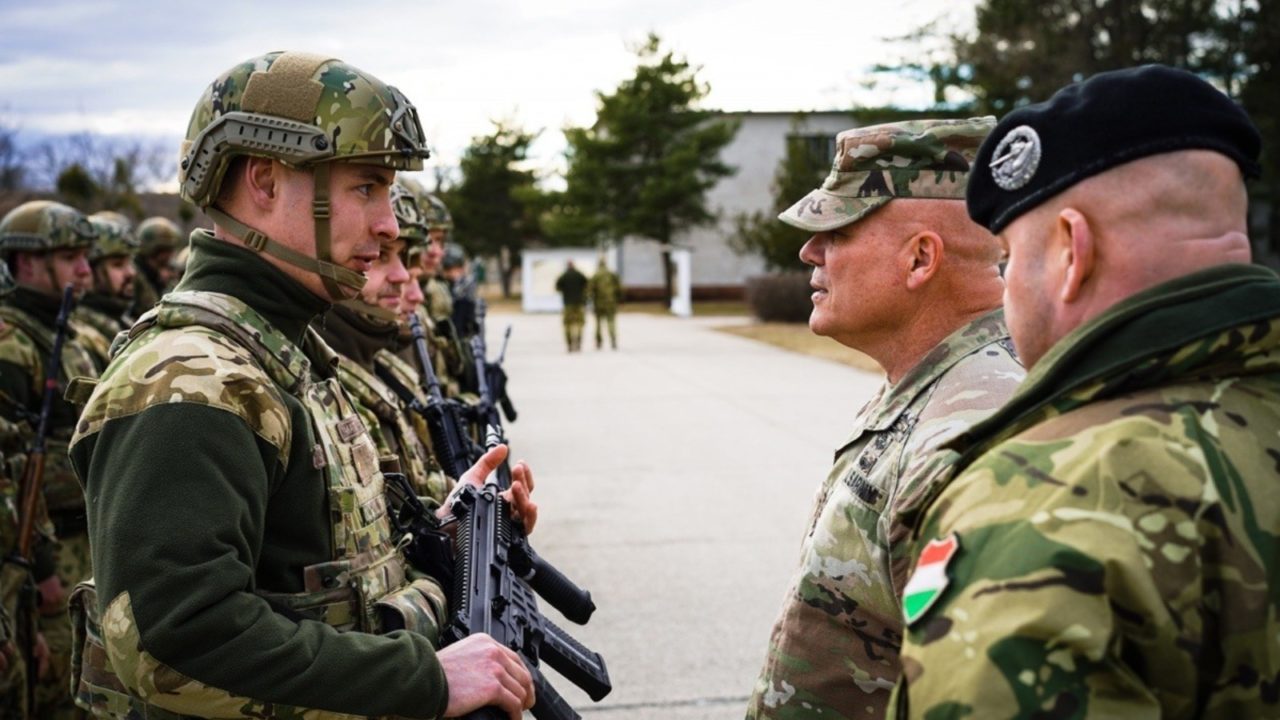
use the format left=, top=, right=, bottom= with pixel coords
left=989, top=125, right=1042, bottom=191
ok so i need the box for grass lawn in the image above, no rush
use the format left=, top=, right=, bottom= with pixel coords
left=716, top=322, right=883, bottom=373
left=620, top=301, right=752, bottom=317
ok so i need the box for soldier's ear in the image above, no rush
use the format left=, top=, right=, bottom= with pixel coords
left=904, top=231, right=943, bottom=290
left=1057, top=208, right=1094, bottom=304
left=242, top=157, right=282, bottom=209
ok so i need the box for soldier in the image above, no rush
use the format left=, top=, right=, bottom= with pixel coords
left=130, top=216, right=181, bottom=315
left=67, top=51, right=536, bottom=719
left=420, top=192, right=454, bottom=325
left=402, top=184, right=467, bottom=398
left=586, top=259, right=621, bottom=350
left=554, top=260, right=588, bottom=353
left=0, top=200, right=100, bottom=719
left=892, top=66, right=1279, bottom=718
left=746, top=118, right=1025, bottom=720
left=316, top=180, right=452, bottom=504
left=75, top=211, right=139, bottom=370
left=0, top=258, right=52, bottom=719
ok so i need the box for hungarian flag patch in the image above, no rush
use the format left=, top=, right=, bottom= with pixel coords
left=902, top=533, right=959, bottom=626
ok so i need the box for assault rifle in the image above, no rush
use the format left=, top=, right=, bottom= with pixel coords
left=10, top=283, right=76, bottom=707
left=388, top=314, right=610, bottom=719
left=471, top=299, right=517, bottom=424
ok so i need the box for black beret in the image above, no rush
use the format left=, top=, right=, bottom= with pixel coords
left=968, top=64, right=1262, bottom=234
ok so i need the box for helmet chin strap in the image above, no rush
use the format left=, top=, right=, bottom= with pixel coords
left=204, top=164, right=367, bottom=302
left=336, top=297, right=400, bottom=323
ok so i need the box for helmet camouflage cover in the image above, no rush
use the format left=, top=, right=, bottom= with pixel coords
left=88, top=211, right=140, bottom=262
left=136, top=216, right=183, bottom=257
left=391, top=178, right=428, bottom=247
left=179, top=51, right=431, bottom=208
left=177, top=51, right=432, bottom=300
left=422, top=193, right=453, bottom=232
left=0, top=200, right=97, bottom=258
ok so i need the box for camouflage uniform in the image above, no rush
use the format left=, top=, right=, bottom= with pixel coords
left=892, top=264, right=1280, bottom=719
left=586, top=264, right=621, bottom=350
left=748, top=311, right=1022, bottom=719
left=0, top=201, right=101, bottom=719
left=65, top=52, right=453, bottom=718
left=750, top=117, right=1015, bottom=720
left=75, top=212, right=140, bottom=372
left=130, top=218, right=180, bottom=318
left=555, top=265, right=588, bottom=352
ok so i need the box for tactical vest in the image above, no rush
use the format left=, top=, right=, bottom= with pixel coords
left=0, top=304, right=98, bottom=516
left=373, top=348, right=453, bottom=502
left=69, top=291, right=444, bottom=719
left=71, top=304, right=125, bottom=372
left=336, top=354, right=449, bottom=504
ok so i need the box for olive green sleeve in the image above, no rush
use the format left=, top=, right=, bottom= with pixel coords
left=72, top=403, right=449, bottom=719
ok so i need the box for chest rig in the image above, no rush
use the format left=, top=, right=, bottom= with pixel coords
left=0, top=304, right=98, bottom=515
left=69, top=291, right=446, bottom=718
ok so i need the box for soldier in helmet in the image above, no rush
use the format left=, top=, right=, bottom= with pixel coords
left=130, top=216, right=181, bottom=315
left=67, top=52, right=536, bottom=719
left=74, top=211, right=139, bottom=370
left=554, top=260, right=588, bottom=353
left=0, top=200, right=100, bottom=719
left=0, top=257, right=53, bottom=718
left=745, top=118, right=1024, bottom=720
left=316, top=179, right=455, bottom=504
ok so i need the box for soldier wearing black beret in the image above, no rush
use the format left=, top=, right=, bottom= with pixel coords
left=891, top=64, right=1280, bottom=718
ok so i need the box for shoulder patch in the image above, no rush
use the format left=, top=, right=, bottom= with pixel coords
left=903, top=533, right=960, bottom=626
left=72, top=325, right=292, bottom=459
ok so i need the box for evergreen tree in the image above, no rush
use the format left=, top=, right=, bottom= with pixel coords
left=560, top=33, right=738, bottom=299
left=446, top=121, right=544, bottom=298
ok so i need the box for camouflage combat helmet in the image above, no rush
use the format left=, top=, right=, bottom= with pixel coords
left=391, top=178, right=428, bottom=246
left=136, top=216, right=182, bottom=257
left=0, top=200, right=97, bottom=257
left=178, top=51, right=432, bottom=300
left=88, top=211, right=140, bottom=263
left=441, top=242, right=466, bottom=270
left=422, top=193, right=453, bottom=232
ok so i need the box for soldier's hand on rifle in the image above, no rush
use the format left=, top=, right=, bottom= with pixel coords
left=36, top=573, right=65, bottom=615
left=438, top=632, right=535, bottom=719
left=439, top=443, right=539, bottom=534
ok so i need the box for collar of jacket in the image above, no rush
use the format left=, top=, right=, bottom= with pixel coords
left=176, top=230, right=329, bottom=348
left=847, top=308, right=1012, bottom=441
left=949, top=262, right=1280, bottom=469
left=315, top=302, right=399, bottom=370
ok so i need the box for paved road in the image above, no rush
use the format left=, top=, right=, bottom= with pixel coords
left=486, top=309, right=882, bottom=719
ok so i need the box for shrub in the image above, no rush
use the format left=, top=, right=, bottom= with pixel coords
left=745, top=272, right=813, bottom=323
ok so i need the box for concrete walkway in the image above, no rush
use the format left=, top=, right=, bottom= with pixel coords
left=486, top=309, right=883, bottom=719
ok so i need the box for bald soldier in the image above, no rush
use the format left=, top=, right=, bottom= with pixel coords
left=746, top=118, right=1025, bottom=719
left=892, top=66, right=1280, bottom=718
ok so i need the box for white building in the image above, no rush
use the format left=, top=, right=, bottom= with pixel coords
left=616, top=110, right=853, bottom=298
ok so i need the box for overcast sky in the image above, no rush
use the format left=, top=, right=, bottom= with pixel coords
left=0, top=0, right=973, bottom=184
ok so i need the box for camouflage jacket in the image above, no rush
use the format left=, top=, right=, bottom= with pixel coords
left=587, top=268, right=621, bottom=314
left=0, top=288, right=99, bottom=519
left=749, top=309, right=1023, bottom=720
left=892, top=264, right=1280, bottom=719
left=72, top=298, right=127, bottom=372
left=67, top=233, right=449, bottom=719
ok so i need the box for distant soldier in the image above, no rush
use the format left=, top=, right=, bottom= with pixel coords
left=555, top=261, right=588, bottom=353
left=893, top=66, right=1280, bottom=720
left=586, top=259, right=621, bottom=350
left=0, top=200, right=100, bottom=719
left=131, top=216, right=181, bottom=315
left=746, top=118, right=1025, bottom=720
left=75, top=211, right=139, bottom=370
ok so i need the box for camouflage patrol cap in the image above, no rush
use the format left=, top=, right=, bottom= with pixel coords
left=0, top=200, right=97, bottom=257
left=779, top=117, right=996, bottom=232
left=136, top=217, right=183, bottom=256
left=179, top=51, right=431, bottom=207
left=88, top=211, right=140, bottom=262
